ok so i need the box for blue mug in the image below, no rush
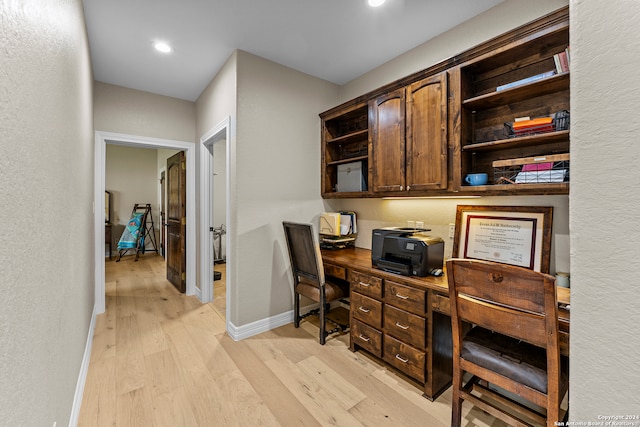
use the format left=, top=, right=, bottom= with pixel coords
left=465, top=173, right=488, bottom=186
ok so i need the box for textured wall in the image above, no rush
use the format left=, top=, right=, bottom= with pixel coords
left=570, top=0, right=640, bottom=420
left=94, top=81, right=196, bottom=143
left=0, top=0, right=94, bottom=425
left=232, top=51, right=340, bottom=326
left=341, top=0, right=569, bottom=102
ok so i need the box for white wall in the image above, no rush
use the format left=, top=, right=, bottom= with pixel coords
left=340, top=0, right=569, bottom=102
left=196, top=52, right=238, bottom=303
left=106, top=145, right=162, bottom=253
left=570, top=0, right=640, bottom=420
left=328, top=196, right=570, bottom=274
left=232, top=51, right=340, bottom=326
left=94, top=81, right=196, bottom=142
left=0, top=0, right=94, bottom=425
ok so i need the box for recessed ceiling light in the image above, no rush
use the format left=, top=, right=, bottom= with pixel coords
left=154, top=41, right=172, bottom=53
left=368, top=0, right=386, bottom=7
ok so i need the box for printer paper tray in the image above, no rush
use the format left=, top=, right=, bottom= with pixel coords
left=377, top=258, right=412, bottom=276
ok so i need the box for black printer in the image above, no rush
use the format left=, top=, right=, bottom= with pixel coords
left=371, top=227, right=444, bottom=277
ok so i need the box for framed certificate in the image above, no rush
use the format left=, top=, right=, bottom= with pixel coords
left=452, top=205, right=553, bottom=273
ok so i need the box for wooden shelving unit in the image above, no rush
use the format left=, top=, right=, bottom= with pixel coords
left=321, top=102, right=371, bottom=198
left=457, top=18, right=570, bottom=195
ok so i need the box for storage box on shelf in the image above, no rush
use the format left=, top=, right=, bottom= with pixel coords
left=320, top=102, right=370, bottom=197
left=456, top=17, right=570, bottom=195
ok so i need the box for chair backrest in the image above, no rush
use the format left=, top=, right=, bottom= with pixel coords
left=283, top=221, right=325, bottom=286
left=446, top=258, right=559, bottom=352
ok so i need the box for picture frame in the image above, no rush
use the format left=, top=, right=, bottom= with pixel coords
left=105, top=191, right=112, bottom=224
left=452, top=205, right=553, bottom=273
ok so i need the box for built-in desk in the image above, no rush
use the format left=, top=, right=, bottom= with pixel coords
left=321, top=247, right=570, bottom=401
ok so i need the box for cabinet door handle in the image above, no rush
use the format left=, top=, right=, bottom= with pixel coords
left=400, top=185, right=404, bottom=191
left=359, top=281, right=370, bottom=287
left=395, top=354, right=409, bottom=363
left=395, top=322, right=410, bottom=330
left=358, top=334, right=370, bottom=342
left=407, top=185, right=411, bottom=191
left=358, top=306, right=371, bottom=313
left=395, top=293, right=409, bottom=300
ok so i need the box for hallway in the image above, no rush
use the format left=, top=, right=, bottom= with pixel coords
left=78, top=254, right=504, bottom=426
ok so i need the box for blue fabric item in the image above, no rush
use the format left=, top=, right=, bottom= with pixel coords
left=118, top=213, right=144, bottom=249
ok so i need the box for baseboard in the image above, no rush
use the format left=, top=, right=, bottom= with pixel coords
left=226, top=303, right=318, bottom=341
left=68, top=304, right=97, bottom=427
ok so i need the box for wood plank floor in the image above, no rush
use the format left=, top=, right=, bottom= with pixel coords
left=78, top=254, right=506, bottom=427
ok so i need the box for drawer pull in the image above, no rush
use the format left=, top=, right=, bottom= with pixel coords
left=395, top=293, right=409, bottom=300
left=358, top=334, right=370, bottom=342
left=358, top=306, right=371, bottom=313
left=395, top=322, right=410, bottom=330
left=395, top=354, right=409, bottom=363
left=359, top=281, right=371, bottom=287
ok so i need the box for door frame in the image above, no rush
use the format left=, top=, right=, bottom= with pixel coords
left=93, top=130, right=197, bottom=314
left=199, top=116, right=231, bottom=312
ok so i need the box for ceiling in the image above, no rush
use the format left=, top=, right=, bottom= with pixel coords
left=82, top=0, right=503, bottom=102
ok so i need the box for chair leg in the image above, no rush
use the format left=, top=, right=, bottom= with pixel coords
left=294, top=293, right=300, bottom=328
left=451, top=362, right=463, bottom=427
left=319, top=296, right=327, bottom=345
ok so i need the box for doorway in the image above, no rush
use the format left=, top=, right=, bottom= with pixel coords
left=94, top=131, right=197, bottom=314
left=199, top=117, right=231, bottom=325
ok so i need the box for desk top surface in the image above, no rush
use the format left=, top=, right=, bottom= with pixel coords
left=321, top=246, right=570, bottom=306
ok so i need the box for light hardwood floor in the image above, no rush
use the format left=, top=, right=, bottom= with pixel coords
left=78, top=254, right=505, bottom=427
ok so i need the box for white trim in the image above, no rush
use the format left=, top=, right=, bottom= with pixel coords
left=199, top=117, right=231, bottom=324
left=68, top=305, right=97, bottom=427
left=226, top=304, right=318, bottom=341
left=94, top=131, right=197, bottom=313
left=227, top=311, right=294, bottom=341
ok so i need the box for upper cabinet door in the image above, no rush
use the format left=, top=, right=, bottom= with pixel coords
left=406, top=72, right=448, bottom=191
left=371, top=88, right=406, bottom=193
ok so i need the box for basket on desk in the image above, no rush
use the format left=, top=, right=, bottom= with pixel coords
left=493, top=153, right=570, bottom=185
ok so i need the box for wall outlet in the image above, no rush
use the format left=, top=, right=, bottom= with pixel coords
left=449, top=223, right=456, bottom=238
left=407, top=220, right=415, bottom=229
left=416, top=221, right=424, bottom=229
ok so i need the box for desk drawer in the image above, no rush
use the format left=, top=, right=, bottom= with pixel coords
left=350, top=270, right=383, bottom=298
left=431, top=293, right=450, bottom=315
left=324, top=263, right=346, bottom=281
left=351, top=292, right=383, bottom=328
left=384, top=305, right=426, bottom=348
left=384, top=280, right=426, bottom=315
left=383, top=335, right=426, bottom=383
left=351, top=319, right=382, bottom=357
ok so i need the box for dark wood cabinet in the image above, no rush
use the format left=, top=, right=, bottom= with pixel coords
left=370, top=72, right=448, bottom=194
left=371, top=88, right=405, bottom=192
left=347, top=266, right=449, bottom=400
left=320, top=7, right=569, bottom=198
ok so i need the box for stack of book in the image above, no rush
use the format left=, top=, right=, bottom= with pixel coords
left=511, top=116, right=554, bottom=137
left=553, top=46, right=571, bottom=73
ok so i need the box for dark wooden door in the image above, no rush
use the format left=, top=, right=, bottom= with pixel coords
left=406, top=72, right=448, bottom=191
left=371, top=87, right=406, bottom=193
left=160, top=171, right=166, bottom=258
left=166, top=151, right=186, bottom=293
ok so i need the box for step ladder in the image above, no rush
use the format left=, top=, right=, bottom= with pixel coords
left=116, top=203, right=159, bottom=261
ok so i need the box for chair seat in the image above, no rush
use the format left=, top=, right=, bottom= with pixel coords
left=461, top=327, right=569, bottom=394
left=296, top=277, right=344, bottom=302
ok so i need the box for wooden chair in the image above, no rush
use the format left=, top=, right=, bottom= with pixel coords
left=282, top=221, right=349, bottom=344
left=446, top=259, right=569, bottom=427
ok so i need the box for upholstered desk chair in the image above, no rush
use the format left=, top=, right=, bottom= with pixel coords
left=283, top=221, right=349, bottom=345
left=446, top=259, right=569, bottom=427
